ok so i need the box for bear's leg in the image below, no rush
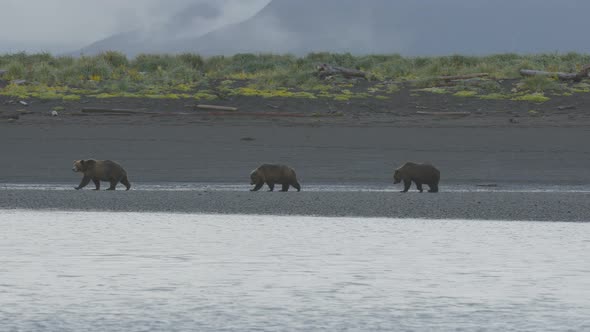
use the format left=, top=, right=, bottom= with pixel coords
left=428, top=183, right=439, bottom=193
left=280, top=183, right=289, bottom=192
left=251, top=182, right=264, bottom=191
left=401, top=179, right=411, bottom=193
left=107, top=179, right=118, bottom=190
left=75, top=176, right=91, bottom=190
left=267, top=182, right=275, bottom=192
left=120, top=176, right=131, bottom=191
left=415, top=182, right=423, bottom=193
left=292, top=181, right=301, bottom=192
left=92, top=178, right=100, bottom=190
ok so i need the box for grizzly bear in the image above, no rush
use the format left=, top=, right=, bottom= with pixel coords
left=250, top=164, right=301, bottom=192
left=393, top=162, right=440, bottom=193
left=72, top=159, right=131, bottom=191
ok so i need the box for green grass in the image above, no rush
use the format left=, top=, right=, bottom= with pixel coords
left=416, top=87, right=449, bottom=94
left=62, top=95, right=81, bottom=102
left=571, top=82, right=590, bottom=93
left=1, top=51, right=589, bottom=102
left=479, top=93, right=510, bottom=100
left=512, top=93, right=551, bottom=103
left=519, top=76, right=562, bottom=92
left=454, top=90, right=477, bottom=97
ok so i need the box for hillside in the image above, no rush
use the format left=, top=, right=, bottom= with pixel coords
left=78, top=0, right=590, bottom=56
left=77, top=2, right=225, bottom=56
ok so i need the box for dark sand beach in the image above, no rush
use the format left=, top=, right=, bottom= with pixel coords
left=1, top=92, right=589, bottom=221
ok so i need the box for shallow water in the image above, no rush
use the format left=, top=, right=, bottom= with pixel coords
left=1, top=211, right=589, bottom=331
left=2, top=182, right=590, bottom=193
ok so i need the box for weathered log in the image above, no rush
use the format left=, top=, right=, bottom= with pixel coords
left=520, top=64, right=590, bottom=82
left=438, top=73, right=489, bottom=81
left=406, top=75, right=490, bottom=87
left=431, top=78, right=493, bottom=87
left=417, top=111, right=470, bottom=116
left=316, top=63, right=368, bottom=79
left=150, top=111, right=339, bottom=118
left=557, top=105, right=576, bottom=111
left=520, top=69, right=577, bottom=80
left=204, top=111, right=306, bottom=117
left=81, top=107, right=151, bottom=115
left=195, top=104, right=238, bottom=112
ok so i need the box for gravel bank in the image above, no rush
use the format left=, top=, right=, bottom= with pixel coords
left=1, top=189, right=588, bottom=222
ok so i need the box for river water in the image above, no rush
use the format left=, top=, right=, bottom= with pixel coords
left=1, top=210, right=589, bottom=331
left=2, top=182, right=590, bottom=193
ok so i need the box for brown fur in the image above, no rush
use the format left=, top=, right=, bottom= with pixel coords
left=72, top=159, right=131, bottom=191
left=393, top=162, right=440, bottom=193
left=250, top=164, right=301, bottom=192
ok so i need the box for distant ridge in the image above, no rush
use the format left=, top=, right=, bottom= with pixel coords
left=77, top=0, right=590, bottom=56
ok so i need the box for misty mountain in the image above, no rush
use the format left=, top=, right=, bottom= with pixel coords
left=76, top=2, right=223, bottom=56
left=78, top=0, right=590, bottom=56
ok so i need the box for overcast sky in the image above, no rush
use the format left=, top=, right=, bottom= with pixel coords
left=0, top=0, right=270, bottom=53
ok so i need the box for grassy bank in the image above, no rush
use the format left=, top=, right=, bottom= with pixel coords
left=1, top=51, right=590, bottom=103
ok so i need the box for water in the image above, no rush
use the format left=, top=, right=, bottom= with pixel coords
left=1, top=210, right=589, bottom=331
left=2, top=182, right=590, bottom=193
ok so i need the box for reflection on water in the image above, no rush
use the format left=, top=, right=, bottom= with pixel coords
left=2, top=182, right=590, bottom=193
left=1, top=210, right=589, bottom=331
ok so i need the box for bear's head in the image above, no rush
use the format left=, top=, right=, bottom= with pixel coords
left=393, top=169, right=402, bottom=184
left=72, top=159, right=96, bottom=173
left=250, top=169, right=264, bottom=185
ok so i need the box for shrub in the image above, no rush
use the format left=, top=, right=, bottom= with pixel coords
left=133, top=54, right=178, bottom=72
left=100, top=51, right=128, bottom=68
left=29, top=62, right=57, bottom=84
left=512, top=93, right=550, bottom=103
left=178, top=53, right=204, bottom=70
left=6, top=61, right=25, bottom=80
left=520, top=76, right=561, bottom=92
left=76, top=56, right=113, bottom=81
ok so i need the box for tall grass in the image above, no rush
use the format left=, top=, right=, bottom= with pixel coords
left=1, top=51, right=589, bottom=91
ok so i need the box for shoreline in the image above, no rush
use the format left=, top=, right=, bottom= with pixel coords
left=1, top=182, right=590, bottom=192
left=3, top=94, right=590, bottom=222
left=1, top=189, right=588, bottom=222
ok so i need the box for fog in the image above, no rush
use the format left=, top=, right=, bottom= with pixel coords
left=0, top=0, right=270, bottom=53
left=2, top=0, right=590, bottom=56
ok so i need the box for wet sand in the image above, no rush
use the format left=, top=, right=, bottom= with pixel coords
left=1, top=122, right=589, bottom=185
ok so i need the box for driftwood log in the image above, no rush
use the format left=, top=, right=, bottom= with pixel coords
left=81, top=107, right=152, bottom=115
left=416, top=111, right=470, bottom=116
left=437, top=73, right=489, bottom=81
left=406, top=73, right=490, bottom=87
left=520, top=64, right=590, bottom=82
left=557, top=105, right=576, bottom=111
left=195, top=104, right=238, bottom=112
left=316, top=63, right=368, bottom=80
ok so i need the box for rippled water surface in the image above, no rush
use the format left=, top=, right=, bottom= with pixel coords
left=1, top=211, right=589, bottom=331
left=2, top=182, right=590, bottom=193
